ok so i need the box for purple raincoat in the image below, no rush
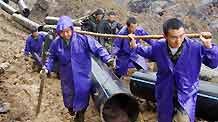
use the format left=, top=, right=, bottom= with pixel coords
left=135, top=38, right=218, bottom=122
left=24, top=32, right=45, bottom=64
left=112, top=26, right=151, bottom=76
left=44, top=16, right=111, bottom=112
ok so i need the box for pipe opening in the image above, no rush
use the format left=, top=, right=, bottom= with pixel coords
left=22, top=8, right=30, bottom=18
left=101, top=93, right=139, bottom=122
left=38, top=25, right=44, bottom=32
left=3, top=0, right=9, bottom=4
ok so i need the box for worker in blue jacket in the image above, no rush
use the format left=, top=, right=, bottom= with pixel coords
left=24, top=27, right=46, bottom=69
left=40, top=16, right=114, bottom=122
left=129, top=18, right=218, bottom=122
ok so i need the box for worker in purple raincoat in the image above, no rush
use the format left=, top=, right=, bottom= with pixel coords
left=112, top=17, right=151, bottom=78
left=129, top=18, right=218, bottom=122
left=24, top=27, right=46, bottom=66
left=40, top=16, right=113, bottom=122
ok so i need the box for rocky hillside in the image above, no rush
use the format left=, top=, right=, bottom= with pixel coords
left=28, top=0, right=218, bottom=42
left=127, top=0, right=218, bottom=42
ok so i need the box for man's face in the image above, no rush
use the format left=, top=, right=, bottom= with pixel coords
left=108, top=15, right=116, bottom=22
left=32, top=32, right=38, bottom=39
left=127, top=23, right=137, bottom=34
left=96, top=14, right=103, bottom=22
left=60, top=27, right=72, bottom=41
left=165, top=27, right=185, bottom=48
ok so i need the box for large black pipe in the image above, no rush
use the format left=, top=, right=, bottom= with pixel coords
left=44, top=16, right=63, bottom=25
left=17, top=0, right=30, bottom=17
left=130, top=72, right=156, bottom=102
left=130, top=71, right=218, bottom=121
left=9, top=0, right=30, bottom=17
left=3, top=0, right=9, bottom=4
left=0, top=0, right=19, bottom=15
left=200, top=65, right=218, bottom=81
left=12, top=13, right=40, bottom=30
left=91, top=57, right=139, bottom=122
left=44, top=16, right=81, bottom=26
left=9, top=0, right=18, bottom=3
left=38, top=24, right=56, bottom=32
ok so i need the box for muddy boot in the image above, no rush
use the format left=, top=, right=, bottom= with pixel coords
left=68, top=108, right=75, bottom=116
left=68, top=108, right=76, bottom=122
left=74, top=111, right=85, bottom=122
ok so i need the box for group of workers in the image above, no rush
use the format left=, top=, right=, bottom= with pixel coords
left=23, top=8, right=218, bottom=122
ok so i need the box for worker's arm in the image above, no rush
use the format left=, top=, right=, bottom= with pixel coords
left=201, top=32, right=218, bottom=69
left=24, top=36, right=31, bottom=56
left=86, top=35, right=112, bottom=63
left=140, top=29, right=156, bottom=46
left=111, top=36, right=122, bottom=56
left=43, top=41, right=57, bottom=72
left=129, top=34, right=154, bottom=60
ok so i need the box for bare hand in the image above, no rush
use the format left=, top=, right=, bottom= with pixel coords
left=128, top=34, right=137, bottom=48
left=200, top=32, right=212, bottom=48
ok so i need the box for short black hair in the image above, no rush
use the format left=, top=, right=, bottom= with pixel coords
left=30, top=27, right=38, bottom=33
left=94, top=9, right=104, bottom=16
left=126, top=17, right=137, bottom=27
left=163, top=18, right=184, bottom=35
left=107, top=11, right=116, bottom=16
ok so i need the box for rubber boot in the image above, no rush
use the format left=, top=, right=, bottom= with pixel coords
left=68, top=108, right=75, bottom=116
left=68, top=108, right=75, bottom=122
left=74, top=110, right=85, bottom=122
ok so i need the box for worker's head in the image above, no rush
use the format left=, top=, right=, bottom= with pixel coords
left=126, top=17, right=137, bottom=34
left=107, top=11, right=117, bottom=22
left=59, top=27, right=72, bottom=41
left=94, top=9, right=104, bottom=22
left=163, top=18, right=185, bottom=48
left=56, top=16, right=74, bottom=41
left=30, top=27, right=38, bottom=39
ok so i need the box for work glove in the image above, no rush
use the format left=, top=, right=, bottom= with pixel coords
left=106, top=58, right=115, bottom=69
left=40, top=66, right=48, bottom=79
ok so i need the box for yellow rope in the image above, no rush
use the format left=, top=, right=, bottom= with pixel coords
left=42, top=25, right=211, bottom=40
left=74, top=30, right=211, bottom=39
